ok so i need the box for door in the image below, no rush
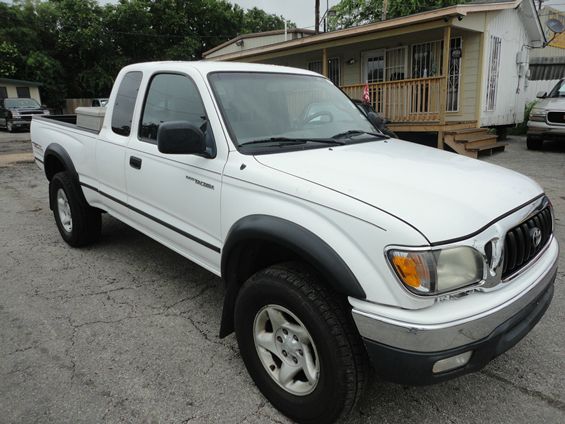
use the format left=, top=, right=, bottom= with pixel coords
left=125, top=71, right=225, bottom=272
left=94, top=71, right=143, bottom=218
left=362, top=49, right=385, bottom=113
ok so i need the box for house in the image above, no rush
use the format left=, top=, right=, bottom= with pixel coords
left=0, top=78, right=42, bottom=104
left=527, top=5, right=565, bottom=99
left=203, top=0, right=545, bottom=157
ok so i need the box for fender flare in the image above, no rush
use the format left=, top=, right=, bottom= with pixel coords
left=44, top=143, right=77, bottom=180
left=44, top=143, right=77, bottom=210
left=219, top=214, right=366, bottom=337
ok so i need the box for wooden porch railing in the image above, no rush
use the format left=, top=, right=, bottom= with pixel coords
left=341, top=76, right=445, bottom=123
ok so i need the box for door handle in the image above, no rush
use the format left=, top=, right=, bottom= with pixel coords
left=129, top=156, right=142, bottom=169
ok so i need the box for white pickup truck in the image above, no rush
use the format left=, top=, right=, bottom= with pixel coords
left=31, top=61, right=558, bottom=424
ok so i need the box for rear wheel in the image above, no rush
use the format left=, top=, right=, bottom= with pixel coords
left=526, top=136, right=543, bottom=150
left=49, top=171, right=101, bottom=247
left=234, top=263, right=368, bottom=424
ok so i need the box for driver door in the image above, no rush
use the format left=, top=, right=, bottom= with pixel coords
left=125, top=71, right=226, bottom=272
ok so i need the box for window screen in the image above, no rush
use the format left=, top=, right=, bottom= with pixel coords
left=16, top=87, right=31, bottom=98
left=0, top=87, right=7, bottom=99
left=328, top=58, right=340, bottom=86
left=139, top=73, right=207, bottom=143
left=308, top=61, right=322, bottom=74
left=111, top=71, right=143, bottom=136
left=486, top=36, right=501, bottom=111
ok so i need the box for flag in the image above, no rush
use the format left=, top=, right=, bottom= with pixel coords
left=362, top=83, right=370, bottom=105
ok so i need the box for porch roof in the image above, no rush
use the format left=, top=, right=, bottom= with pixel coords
left=203, top=0, right=542, bottom=61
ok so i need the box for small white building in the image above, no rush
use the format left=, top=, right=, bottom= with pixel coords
left=0, top=78, right=42, bottom=104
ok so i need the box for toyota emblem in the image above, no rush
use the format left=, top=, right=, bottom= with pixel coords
left=530, top=227, right=542, bottom=247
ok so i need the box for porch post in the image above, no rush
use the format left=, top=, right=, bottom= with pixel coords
left=438, top=24, right=451, bottom=149
left=322, top=48, right=328, bottom=77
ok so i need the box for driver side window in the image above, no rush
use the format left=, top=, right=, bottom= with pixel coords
left=139, top=73, right=209, bottom=144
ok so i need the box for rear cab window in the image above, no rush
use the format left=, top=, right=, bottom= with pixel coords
left=111, top=71, right=143, bottom=136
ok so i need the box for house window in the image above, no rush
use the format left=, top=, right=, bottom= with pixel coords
left=0, top=87, right=7, bottom=99
left=308, top=59, right=340, bottom=85
left=16, top=87, right=31, bottom=98
left=411, top=40, right=443, bottom=78
left=328, top=57, right=340, bottom=85
left=385, top=47, right=407, bottom=81
left=308, top=61, right=322, bottom=74
left=486, top=35, right=501, bottom=111
left=364, top=50, right=385, bottom=83
left=447, top=37, right=462, bottom=112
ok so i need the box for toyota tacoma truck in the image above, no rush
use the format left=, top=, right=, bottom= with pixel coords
left=30, top=62, right=559, bottom=424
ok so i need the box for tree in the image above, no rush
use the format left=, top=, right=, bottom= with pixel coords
left=0, top=0, right=295, bottom=106
left=329, top=0, right=467, bottom=29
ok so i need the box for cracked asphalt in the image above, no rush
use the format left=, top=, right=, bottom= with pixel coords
left=1, top=132, right=564, bottom=423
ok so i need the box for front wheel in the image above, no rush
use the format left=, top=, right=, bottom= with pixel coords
left=526, top=136, right=543, bottom=150
left=49, top=171, right=101, bottom=247
left=234, top=263, right=368, bottom=424
left=6, top=121, right=14, bottom=133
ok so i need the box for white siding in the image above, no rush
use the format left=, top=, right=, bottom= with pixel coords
left=0, top=83, right=41, bottom=103
left=480, top=9, right=530, bottom=126
left=206, top=32, right=310, bottom=58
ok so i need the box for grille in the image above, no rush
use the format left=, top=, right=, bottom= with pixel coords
left=547, top=112, right=565, bottom=124
left=502, top=207, right=552, bottom=279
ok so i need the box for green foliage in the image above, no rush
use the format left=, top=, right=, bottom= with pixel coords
left=0, top=0, right=292, bottom=106
left=0, top=41, right=20, bottom=77
left=510, top=100, right=538, bottom=135
left=329, top=0, right=467, bottom=30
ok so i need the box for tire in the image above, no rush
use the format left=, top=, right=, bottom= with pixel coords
left=49, top=171, right=101, bottom=247
left=6, top=121, right=13, bottom=133
left=526, top=136, right=543, bottom=150
left=234, top=263, right=368, bottom=424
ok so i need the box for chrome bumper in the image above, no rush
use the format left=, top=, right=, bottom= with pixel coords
left=352, top=241, right=558, bottom=353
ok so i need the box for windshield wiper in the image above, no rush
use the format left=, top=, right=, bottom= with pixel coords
left=239, top=137, right=346, bottom=147
left=331, top=130, right=388, bottom=139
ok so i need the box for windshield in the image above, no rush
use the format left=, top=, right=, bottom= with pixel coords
left=4, top=98, right=41, bottom=109
left=208, top=72, right=377, bottom=149
left=547, top=79, right=565, bottom=98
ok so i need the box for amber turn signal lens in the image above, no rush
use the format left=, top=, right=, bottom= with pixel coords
left=391, top=256, right=422, bottom=288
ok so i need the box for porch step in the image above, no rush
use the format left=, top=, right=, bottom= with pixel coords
left=444, top=127, right=485, bottom=137
left=457, top=132, right=497, bottom=144
left=466, top=141, right=508, bottom=155
left=442, top=127, right=506, bottom=158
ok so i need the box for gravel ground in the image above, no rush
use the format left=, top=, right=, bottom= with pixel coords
left=0, top=134, right=564, bottom=423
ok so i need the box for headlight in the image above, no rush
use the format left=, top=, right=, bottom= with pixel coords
left=11, top=111, right=21, bottom=118
left=43, top=109, right=50, bottom=115
left=387, top=247, right=484, bottom=295
left=529, top=109, right=546, bottom=122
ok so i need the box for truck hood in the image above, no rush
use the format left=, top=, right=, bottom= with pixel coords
left=254, top=140, right=543, bottom=243
left=536, top=96, right=565, bottom=110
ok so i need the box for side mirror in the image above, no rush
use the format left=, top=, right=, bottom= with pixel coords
left=536, top=91, right=547, bottom=99
left=157, top=121, right=207, bottom=156
left=367, top=111, right=386, bottom=131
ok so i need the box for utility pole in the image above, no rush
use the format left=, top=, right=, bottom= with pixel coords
left=315, top=0, right=320, bottom=34
left=382, top=0, right=388, bottom=21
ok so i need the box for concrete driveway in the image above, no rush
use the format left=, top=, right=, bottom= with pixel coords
left=1, top=135, right=564, bottom=423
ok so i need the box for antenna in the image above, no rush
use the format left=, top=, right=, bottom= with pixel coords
left=547, top=18, right=565, bottom=34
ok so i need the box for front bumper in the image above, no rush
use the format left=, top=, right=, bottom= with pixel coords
left=352, top=238, right=558, bottom=385
left=527, top=120, right=565, bottom=139
left=10, top=119, right=32, bottom=129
